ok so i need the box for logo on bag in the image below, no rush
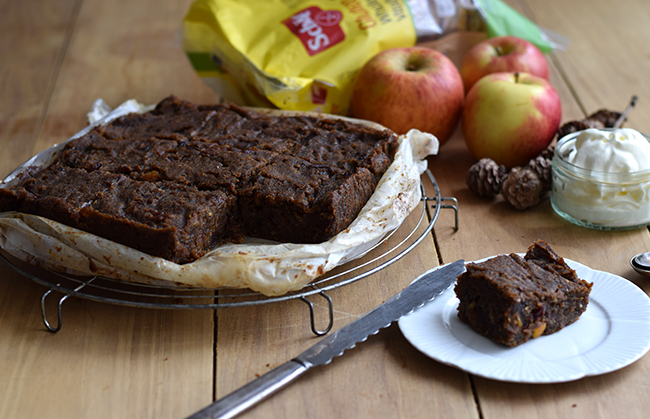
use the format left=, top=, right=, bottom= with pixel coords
left=283, top=6, right=345, bottom=56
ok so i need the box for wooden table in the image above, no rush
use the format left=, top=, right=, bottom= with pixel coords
left=2, top=0, right=650, bottom=418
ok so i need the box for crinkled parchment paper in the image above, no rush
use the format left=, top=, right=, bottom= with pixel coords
left=0, top=100, right=438, bottom=296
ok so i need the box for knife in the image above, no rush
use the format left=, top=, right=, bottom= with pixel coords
left=186, top=259, right=465, bottom=419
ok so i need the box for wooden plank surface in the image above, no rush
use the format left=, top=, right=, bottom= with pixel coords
left=0, top=0, right=80, bottom=178
left=36, top=0, right=219, bottom=153
left=523, top=0, right=650, bottom=130
left=0, top=0, right=217, bottom=418
left=2, top=0, right=650, bottom=418
left=467, top=1, right=650, bottom=418
left=428, top=1, right=650, bottom=419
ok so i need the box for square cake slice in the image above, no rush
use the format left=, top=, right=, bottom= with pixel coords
left=454, top=240, right=593, bottom=347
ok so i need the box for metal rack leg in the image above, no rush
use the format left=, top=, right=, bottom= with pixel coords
left=299, top=289, right=334, bottom=336
left=40, top=289, right=69, bottom=333
left=40, top=280, right=94, bottom=333
left=425, top=196, right=460, bottom=231
left=441, top=196, right=460, bottom=230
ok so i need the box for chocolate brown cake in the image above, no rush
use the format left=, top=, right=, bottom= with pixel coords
left=0, top=96, right=398, bottom=264
left=454, top=240, right=593, bottom=347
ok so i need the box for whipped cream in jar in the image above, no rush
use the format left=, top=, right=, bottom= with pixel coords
left=551, top=128, right=650, bottom=230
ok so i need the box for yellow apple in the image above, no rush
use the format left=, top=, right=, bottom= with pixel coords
left=462, top=72, right=561, bottom=168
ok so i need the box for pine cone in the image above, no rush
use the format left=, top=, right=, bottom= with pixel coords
left=501, top=166, right=543, bottom=210
left=585, top=109, right=622, bottom=128
left=556, top=108, right=623, bottom=140
left=526, top=153, right=553, bottom=192
left=582, top=118, right=606, bottom=129
left=538, top=146, right=555, bottom=161
left=557, top=120, right=588, bottom=139
left=466, top=158, right=507, bottom=198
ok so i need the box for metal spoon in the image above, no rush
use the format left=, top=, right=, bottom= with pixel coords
left=630, top=251, right=650, bottom=276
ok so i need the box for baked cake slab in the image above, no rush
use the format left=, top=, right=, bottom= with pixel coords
left=0, top=98, right=439, bottom=296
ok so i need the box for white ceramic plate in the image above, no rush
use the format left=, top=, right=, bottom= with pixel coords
left=398, top=258, right=650, bottom=383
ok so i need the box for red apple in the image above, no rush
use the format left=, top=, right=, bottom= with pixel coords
left=460, top=36, right=549, bottom=93
left=462, top=72, right=561, bottom=168
left=350, top=47, right=464, bottom=146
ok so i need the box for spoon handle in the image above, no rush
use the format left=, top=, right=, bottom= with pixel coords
left=613, top=95, right=638, bottom=128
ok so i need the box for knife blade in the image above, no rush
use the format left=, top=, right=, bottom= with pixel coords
left=186, top=259, right=465, bottom=419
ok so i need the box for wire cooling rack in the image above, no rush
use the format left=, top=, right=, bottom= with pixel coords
left=0, top=169, right=458, bottom=335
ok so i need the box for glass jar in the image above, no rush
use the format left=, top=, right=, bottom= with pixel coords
left=551, top=130, right=650, bottom=230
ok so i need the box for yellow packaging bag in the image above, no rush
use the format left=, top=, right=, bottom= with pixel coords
left=182, top=0, right=416, bottom=115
